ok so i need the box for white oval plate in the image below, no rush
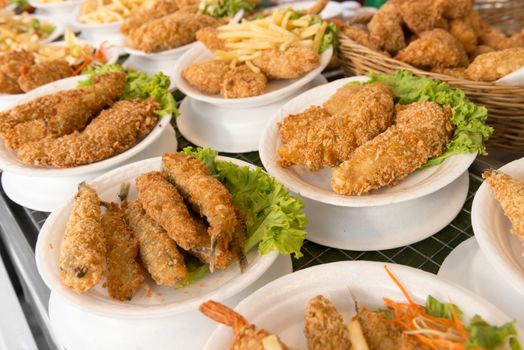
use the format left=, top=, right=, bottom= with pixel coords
left=28, top=14, right=64, bottom=44
left=204, top=260, right=523, bottom=349
left=35, top=156, right=279, bottom=318
left=473, top=157, right=524, bottom=293
left=0, top=75, right=172, bottom=177
left=274, top=0, right=342, bottom=19
left=259, top=76, right=477, bottom=207
left=173, top=42, right=333, bottom=109
left=30, top=0, right=83, bottom=10
left=123, top=43, right=197, bottom=61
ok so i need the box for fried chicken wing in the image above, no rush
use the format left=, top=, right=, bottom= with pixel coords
left=59, top=183, right=105, bottom=293
left=398, top=0, right=442, bottom=35
left=120, top=0, right=179, bottom=35
left=196, top=27, right=226, bottom=51
left=332, top=101, right=453, bottom=195
left=435, top=0, right=473, bottom=19
left=449, top=18, right=477, bottom=54
left=101, top=202, right=144, bottom=301
left=252, top=46, right=320, bottom=79
left=465, top=48, right=524, bottom=82
left=304, top=295, right=351, bottom=350
left=367, top=1, right=405, bottom=55
left=18, top=60, right=72, bottom=92
left=0, top=50, right=34, bottom=93
left=221, top=65, right=267, bottom=98
left=182, top=59, right=230, bottom=94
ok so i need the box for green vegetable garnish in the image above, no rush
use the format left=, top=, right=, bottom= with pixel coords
left=425, top=295, right=464, bottom=321
left=310, top=17, right=338, bottom=52
left=466, top=315, right=522, bottom=350
left=201, top=0, right=256, bottom=18
left=175, top=265, right=209, bottom=289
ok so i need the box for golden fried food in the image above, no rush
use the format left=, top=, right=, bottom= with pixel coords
left=342, top=25, right=380, bottom=52
left=304, top=295, right=351, bottom=350
left=59, top=183, right=105, bottom=293
left=322, top=84, right=364, bottom=115
left=398, top=0, right=442, bottom=35
left=395, top=29, right=469, bottom=69
left=101, top=202, right=144, bottom=301
left=479, top=27, right=516, bottom=51
left=367, top=1, right=405, bottom=55
left=18, top=60, right=71, bottom=93
left=200, top=300, right=290, bottom=350
left=120, top=0, right=179, bottom=35
left=332, top=101, right=452, bottom=195
left=449, top=18, right=477, bottom=54
left=125, top=200, right=188, bottom=286
left=175, top=0, right=198, bottom=7
left=482, top=170, right=524, bottom=245
left=221, top=65, right=267, bottom=98
left=0, top=50, right=34, bottom=93
left=471, top=45, right=495, bottom=59
left=465, top=48, right=524, bottom=82
left=196, top=27, right=226, bottom=51
left=431, top=67, right=467, bottom=79
left=435, top=0, right=473, bottom=19
left=252, top=47, right=320, bottom=79
left=182, top=59, right=230, bottom=94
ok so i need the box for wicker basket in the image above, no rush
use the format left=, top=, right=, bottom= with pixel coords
left=476, top=0, right=524, bottom=26
left=338, top=8, right=524, bottom=151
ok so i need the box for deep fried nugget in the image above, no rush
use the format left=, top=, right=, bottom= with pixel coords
left=101, top=202, right=144, bottom=301
left=221, top=65, right=267, bottom=98
left=125, top=13, right=219, bottom=52
left=368, top=1, right=405, bottom=55
left=435, top=0, right=473, bottom=19
left=398, top=0, right=442, bottom=35
left=18, top=60, right=71, bottom=92
left=17, top=98, right=158, bottom=167
left=59, top=183, right=105, bottom=293
left=196, top=27, right=226, bottom=51
left=395, top=29, right=469, bottom=69
left=465, top=48, right=524, bottom=82
left=449, top=18, right=477, bottom=54
left=0, top=50, right=34, bottom=93
left=252, top=47, right=320, bottom=79
left=332, top=102, right=452, bottom=195
left=182, top=59, right=230, bottom=94
left=304, top=295, right=351, bottom=350
left=125, top=200, right=188, bottom=286
left=482, top=170, right=524, bottom=245
left=322, top=84, right=364, bottom=116
left=120, top=0, right=179, bottom=35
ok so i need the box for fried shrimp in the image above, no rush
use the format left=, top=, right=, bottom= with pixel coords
left=221, top=65, right=267, bottom=98
left=200, top=300, right=289, bottom=349
left=252, top=46, right=320, bottom=79
left=182, top=59, right=230, bottom=94
left=120, top=0, right=179, bottom=35
left=101, top=202, right=144, bottom=301
left=367, top=1, right=405, bottom=55
left=304, top=295, right=351, bottom=350
left=332, top=101, right=453, bottom=195
left=59, top=183, right=105, bottom=293
left=125, top=200, right=188, bottom=286
left=18, top=60, right=72, bottom=92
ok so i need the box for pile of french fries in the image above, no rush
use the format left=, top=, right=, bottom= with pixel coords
left=79, top=0, right=146, bottom=23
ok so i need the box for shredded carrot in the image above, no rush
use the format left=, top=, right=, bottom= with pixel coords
left=384, top=265, right=417, bottom=306
left=449, top=298, right=469, bottom=341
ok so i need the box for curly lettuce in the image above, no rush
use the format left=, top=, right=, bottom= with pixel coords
left=200, top=0, right=256, bottom=17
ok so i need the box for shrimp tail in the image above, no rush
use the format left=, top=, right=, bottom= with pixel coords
left=118, top=182, right=131, bottom=203
left=209, top=236, right=218, bottom=272
left=199, top=300, right=247, bottom=331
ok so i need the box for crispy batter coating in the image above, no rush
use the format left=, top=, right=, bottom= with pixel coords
left=182, top=59, right=230, bottom=94
left=0, top=50, right=34, bottom=93
left=18, top=60, right=72, bottom=92
left=101, top=202, right=144, bottom=301
left=368, top=1, right=405, bottom=55
left=332, top=101, right=453, bottom=195
left=482, top=170, right=524, bottom=246
left=221, top=65, right=267, bottom=98
left=120, top=0, right=179, bottom=35
left=449, top=18, right=477, bottom=54
left=175, top=0, right=198, bottom=7
left=125, top=13, right=219, bottom=52
left=304, top=295, right=351, bottom=350
left=196, top=27, right=226, bottom=51
left=17, top=98, right=158, bottom=167
left=125, top=200, right=188, bottom=286
left=398, top=0, right=442, bottom=35
left=252, top=47, right=320, bottom=79
left=471, top=45, right=495, bottom=60
left=59, top=183, right=105, bottom=293
left=465, top=48, right=524, bottom=82
left=342, top=25, right=380, bottom=52
left=431, top=67, right=467, bottom=79
left=435, top=0, right=473, bottom=19
left=322, top=84, right=364, bottom=116
left=479, top=27, right=516, bottom=51
left=1, top=71, right=125, bottom=150
left=395, top=29, right=469, bottom=69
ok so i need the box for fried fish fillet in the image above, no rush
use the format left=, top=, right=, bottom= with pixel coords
left=196, top=27, right=226, bottom=51
left=0, top=50, right=34, bottom=93
left=252, top=47, right=320, bottom=79
left=182, top=59, right=230, bottom=94
left=221, top=64, right=267, bottom=98
left=18, top=60, right=71, bottom=92
left=465, top=48, right=524, bottom=82
left=367, top=1, right=405, bottom=55
left=120, top=0, right=179, bottom=35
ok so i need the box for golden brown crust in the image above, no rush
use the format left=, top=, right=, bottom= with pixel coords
left=18, top=60, right=72, bottom=93
left=449, top=18, right=477, bottom=54
left=182, top=59, right=230, bottom=94
left=252, top=47, right=320, bottom=79
left=465, top=47, right=524, bottom=82
left=196, top=27, right=226, bottom=51
left=368, top=1, right=405, bottom=55
left=221, top=65, right=267, bottom=99
left=120, top=0, right=179, bottom=35
left=398, top=0, right=442, bottom=35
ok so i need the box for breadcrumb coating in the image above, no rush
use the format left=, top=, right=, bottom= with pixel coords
left=398, top=0, right=442, bottom=35
left=368, top=1, right=405, bottom=55
left=18, top=60, right=71, bottom=93
left=252, top=47, right=320, bottom=79
left=449, top=18, right=477, bottom=54
left=221, top=65, right=267, bottom=99
left=120, top=0, right=179, bottom=35
left=0, top=50, right=34, bottom=93
left=435, top=0, right=473, bottom=19
left=196, top=27, right=226, bottom=51
left=465, top=48, right=524, bottom=82
left=182, top=59, right=230, bottom=94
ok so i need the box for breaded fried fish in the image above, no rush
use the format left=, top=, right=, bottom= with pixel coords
left=182, top=59, right=230, bottom=94
left=252, top=46, right=320, bottom=79
left=120, top=0, right=179, bottom=35
left=221, top=65, right=267, bottom=99
left=0, top=50, right=34, bottom=93
left=196, top=27, right=226, bottom=51
left=18, top=60, right=71, bottom=93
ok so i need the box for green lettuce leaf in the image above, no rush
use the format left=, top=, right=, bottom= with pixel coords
left=183, top=147, right=307, bottom=258
left=425, top=295, right=464, bottom=321
left=365, top=70, right=493, bottom=168
left=175, top=264, right=209, bottom=289
left=200, top=0, right=256, bottom=17
left=310, top=17, right=338, bottom=52
left=466, top=315, right=522, bottom=350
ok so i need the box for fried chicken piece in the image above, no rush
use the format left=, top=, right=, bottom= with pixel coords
left=125, top=12, right=220, bottom=53
left=196, top=27, right=226, bottom=51
left=431, top=67, right=467, bottom=79
left=395, top=29, right=469, bottom=69
left=482, top=170, right=524, bottom=245
left=175, top=0, right=198, bottom=7
left=465, top=48, right=524, bottom=82
left=449, top=18, right=477, bottom=54
left=120, top=0, right=179, bottom=35
left=101, top=202, right=144, bottom=301
left=304, top=295, right=351, bottom=350
left=471, top=45, right=495, bottom=60
left=17, top=98, right=158, bottom=167
left=125, top=200, right=188, bottom=286
left=0, top=50, right=34, bottom=93
left=367, top=1, right=405, bottom=55
left=332, top=102, right=452, bottom=195
left=398, top=0, right=442, bottom=35
left=18, top=60, right=72, bottom=92
left=59, top=183, right=105, bottom=293
left=322, top=84, right=364, bottom=116
left=200, top=300, right=290, bottom=350
left=435, top=0, right=473, bottom=19
left=479, top=27, right=516, bottom=51
left=252, top=47, right=320, bottom=79
left=342, top=25, right=380, bottom=51
left=221, top=65, right=267, bottom=98
left=182, top=59, right=230, bottom=94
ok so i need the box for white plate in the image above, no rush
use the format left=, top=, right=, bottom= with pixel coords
left=303, top=171, right=469, bottom=250
left=2, top=123, right=178, bottom=212
left=439, top=237, right=524, bottom=325
left=49, top=254, right=291, bottom=350
left=204, top=261, right=524, bottom=349
left=35, top=156, right=279, bottom=318
left=31, top=0, right=83, bottom=9
left=123, top=43, right=197, bottom=62
left=31, top=0, right=83, bottom=23
left=122, top=55, right=178, bottom=91
left=0, top=75, right=172, bottom=177
left=259, top=76, right=477, bottom=207
left=176, top=75, right=327, bottom=153
left=274, top=0, right=342, bottom=19
left=473, top=157, right=524, bottom=293
left=173, top=42, right=333, bottom=109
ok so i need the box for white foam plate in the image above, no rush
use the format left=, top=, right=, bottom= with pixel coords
left=173, top=42, right=333, bottom=109
left=473, top=157, right=524, bottom=293
left=204, top=261, right=524, bottom=349
left=259, top=76, right=477, bottom=207
left=439, top=237, right=524, bottom=325
left=0, top=74, right=172, bottom=177
left=36, top=156, right=279, bottom=318
left=123, top=42, right=197, bottom=62
left=274, top=0, right=343, bottom=19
